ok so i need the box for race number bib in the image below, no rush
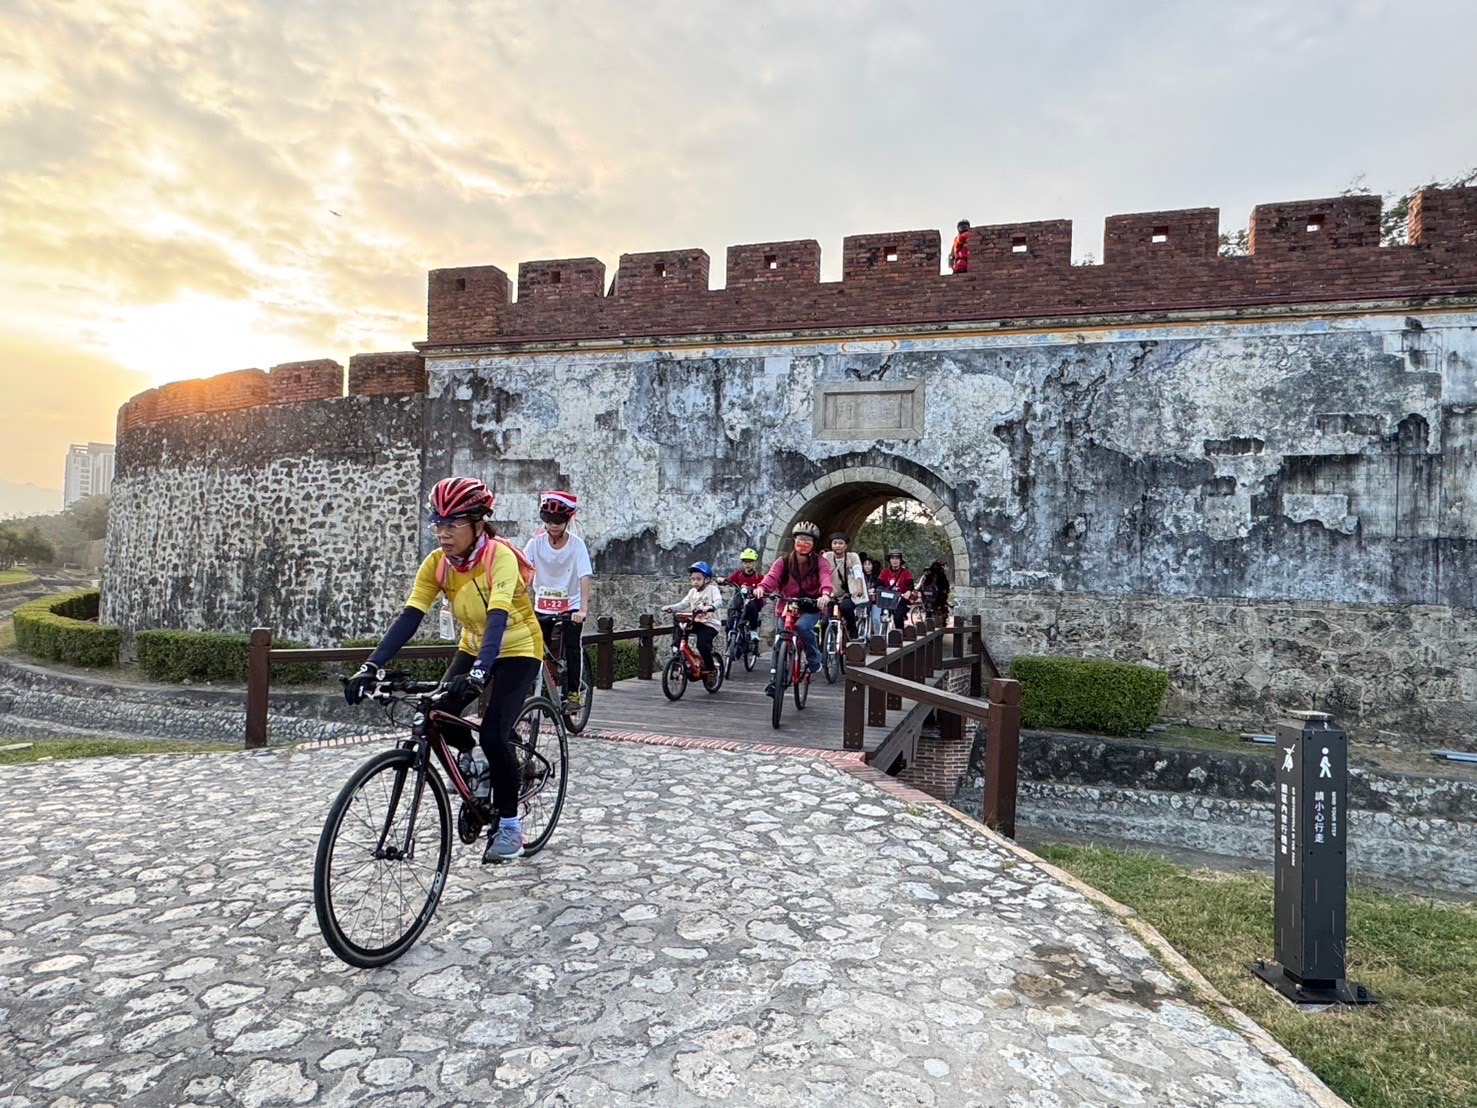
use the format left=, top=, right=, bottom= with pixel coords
left=535, top=587, right=572, bottom=615
left=437, top=606, right=456, bottom=641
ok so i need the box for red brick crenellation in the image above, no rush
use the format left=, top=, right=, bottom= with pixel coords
left=268, top=360, right=343, bottom=405
left=348, top=352, right=426, bottom=396
left=423, top=186, right=1477, bottom=347
left=118, top=352, right=423, bottom=432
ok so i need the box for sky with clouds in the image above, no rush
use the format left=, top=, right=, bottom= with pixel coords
left=2, top=0, right=1474, bottom=495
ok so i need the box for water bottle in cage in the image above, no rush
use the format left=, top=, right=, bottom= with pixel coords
left=458, top=748, right=491, bottom=800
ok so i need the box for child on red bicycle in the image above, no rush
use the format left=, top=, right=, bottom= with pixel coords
left=723, top=548, right=765, bottom=636
left=661, top=562, right=724, bottom=675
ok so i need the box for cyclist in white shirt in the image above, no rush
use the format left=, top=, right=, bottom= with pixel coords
left=523, top=491, right=594, bottom=707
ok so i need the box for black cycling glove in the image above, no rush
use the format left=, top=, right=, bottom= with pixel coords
left=442, top=665, right=488, bottom=704
left=344, top=663, right=384, bottom=705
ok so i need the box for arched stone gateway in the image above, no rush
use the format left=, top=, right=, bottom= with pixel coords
left=762, top=464, right=971, bottom=586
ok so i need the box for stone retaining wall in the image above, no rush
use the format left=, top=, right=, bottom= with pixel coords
left=951, top=727, right=1477, bottom=892
left=0, top=658, right=376, bottom=746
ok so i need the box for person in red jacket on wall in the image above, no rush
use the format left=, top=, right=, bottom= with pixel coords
left=878, top=549, right=915, bottom=626
left=723, top=548, right=765, bottom=636
left=948, top=219, right=971, bottom=274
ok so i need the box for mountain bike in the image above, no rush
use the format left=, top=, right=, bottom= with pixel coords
left=313, top=673, right=568, bottom=969
left=662, top=612, right=724, bottom=699
left=724, top=586, right=761, bottom=675
left=540, top=613, right=593, bottom=734
left=768, top=597, right=818, bottom=729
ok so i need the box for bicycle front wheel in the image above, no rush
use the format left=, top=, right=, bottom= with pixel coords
left=822, top=622, right=840, bottom=683
left=313, top=748, right=452, bottom=969
left=744, top=633, right=758, bottom=672
left=662, top=655, right=688, bottom=700
left=770, top=640, right=788, bottom=729
left=511, top=696, right=568, bottom=855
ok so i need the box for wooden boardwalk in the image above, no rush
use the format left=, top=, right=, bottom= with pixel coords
left=581, top=649, right=938, bottom=761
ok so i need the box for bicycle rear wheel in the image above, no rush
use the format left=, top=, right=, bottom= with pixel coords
left=313, top=748, right=452, bottom=969
left=511, top=696, right=568, bottom=855
left=770, top=640, right=788, bottom=729
left=822, top=621, right=840, bottom=683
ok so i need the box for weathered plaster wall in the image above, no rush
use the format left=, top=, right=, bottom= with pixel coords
left=429, top=311, right=1477, bottom=605
left=104, top=396, right=428, bottom=644
left=420, top=309, right=1477, bottom=739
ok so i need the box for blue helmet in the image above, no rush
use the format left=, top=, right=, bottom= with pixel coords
left=688, top=561, right=713, bottom=577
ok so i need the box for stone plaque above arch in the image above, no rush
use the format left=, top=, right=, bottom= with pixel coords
left=813, top=380, right=925, bottom=442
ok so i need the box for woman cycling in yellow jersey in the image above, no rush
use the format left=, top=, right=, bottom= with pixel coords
left=346, top=477, right=542, bottom=863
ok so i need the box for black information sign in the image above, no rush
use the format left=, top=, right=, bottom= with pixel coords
left=1249, top=712, right=1376, bottom=1006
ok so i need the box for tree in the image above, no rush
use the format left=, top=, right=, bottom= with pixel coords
left=67, top=494, right=110, bottom=542
left=0, top=524, right=55, bottom=567
left=856, top=500, right=952, bottom=577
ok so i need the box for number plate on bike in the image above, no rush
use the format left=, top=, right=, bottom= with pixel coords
left=877, top=588, right=901, bottom=610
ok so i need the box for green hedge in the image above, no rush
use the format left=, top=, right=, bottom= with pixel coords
left=136, top=629, right=322, bottom=685
left=13, top=589, right=120, bottom=668
left=1010, top=654, right=1170, bottom=737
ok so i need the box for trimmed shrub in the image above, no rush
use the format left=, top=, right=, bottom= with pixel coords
left=136, top=629, right=322, bottom=685
left=13, top=589, right=120, bottom=668
left=1009, top=654, right=1170, bottom=736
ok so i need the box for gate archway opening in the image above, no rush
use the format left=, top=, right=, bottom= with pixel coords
left=761, top=469, right=969, bottom=587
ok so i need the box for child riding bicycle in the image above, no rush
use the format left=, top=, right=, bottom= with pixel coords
left=661, top=562, right=724, bottom=676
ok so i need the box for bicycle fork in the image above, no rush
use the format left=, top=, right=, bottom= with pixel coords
left=378, top=759, right=427, bottom=863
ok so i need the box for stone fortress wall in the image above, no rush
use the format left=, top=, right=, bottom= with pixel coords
left=106, top=186, right=1477, bottom=744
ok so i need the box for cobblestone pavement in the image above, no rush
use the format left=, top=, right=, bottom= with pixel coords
left=0, top=739, right=1332, bottom=1107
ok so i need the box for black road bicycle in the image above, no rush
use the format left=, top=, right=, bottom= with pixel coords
left=313, top=674, right=568, bottom=968
left=724, top=586, right=761, bottom=675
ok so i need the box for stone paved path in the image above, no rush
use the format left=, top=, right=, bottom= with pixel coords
left=0, top=739, right=1332, bottom=1107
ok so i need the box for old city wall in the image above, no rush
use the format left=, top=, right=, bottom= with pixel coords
left=105, top=355, right=429, bottom=644
left=105, top=186, right=1477, bottom=741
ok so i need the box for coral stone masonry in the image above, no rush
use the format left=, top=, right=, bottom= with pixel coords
left=106, top=186, right=1477, bottom=745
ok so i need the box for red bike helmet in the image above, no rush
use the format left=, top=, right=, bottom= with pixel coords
left=539, top=490, right=578, bottom=521
left=428, top=477, right=495, bottom=523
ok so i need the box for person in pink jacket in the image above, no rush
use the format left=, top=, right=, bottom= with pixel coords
left=753, top=519, right=830, bottom=694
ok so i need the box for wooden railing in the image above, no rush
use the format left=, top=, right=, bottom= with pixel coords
left=841, top=614, right=1022, bottom=838
left=243, top=617, right=668, bottom=750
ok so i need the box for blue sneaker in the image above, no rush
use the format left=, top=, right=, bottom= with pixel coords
left=482, top=818, right=524, bottom=863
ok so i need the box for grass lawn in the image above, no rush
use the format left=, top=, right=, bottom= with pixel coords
left=0, top=568, right=36, bottom=587
left=0, top=737, right=240, bottom=764
left=1037, top=842, right=1477, bottom=1108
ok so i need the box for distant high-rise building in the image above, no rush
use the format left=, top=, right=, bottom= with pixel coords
left=63, top=442, right=115, bottom=508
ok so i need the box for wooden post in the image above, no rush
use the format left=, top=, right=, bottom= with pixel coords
left=637, top=614, right=655, bottom=680
left=951, top=615, right=964, bottom=665
left=843, top=642, right=867, bottom=750
left=969, top=614, right=985, bottom=697
left=886, top=629, right=903, bottom=710
left=596, top=617, right=615, bottom=689
left=901, top=625, right=918, bottom=685
left=245, top=627, right=271, bottom=750
left=984, top=677, right=1023, bottom=839
left=867, top=634, right=887, bottom=725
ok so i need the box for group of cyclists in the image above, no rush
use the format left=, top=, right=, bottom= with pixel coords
left=343, top=476, right=952, bottom=864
